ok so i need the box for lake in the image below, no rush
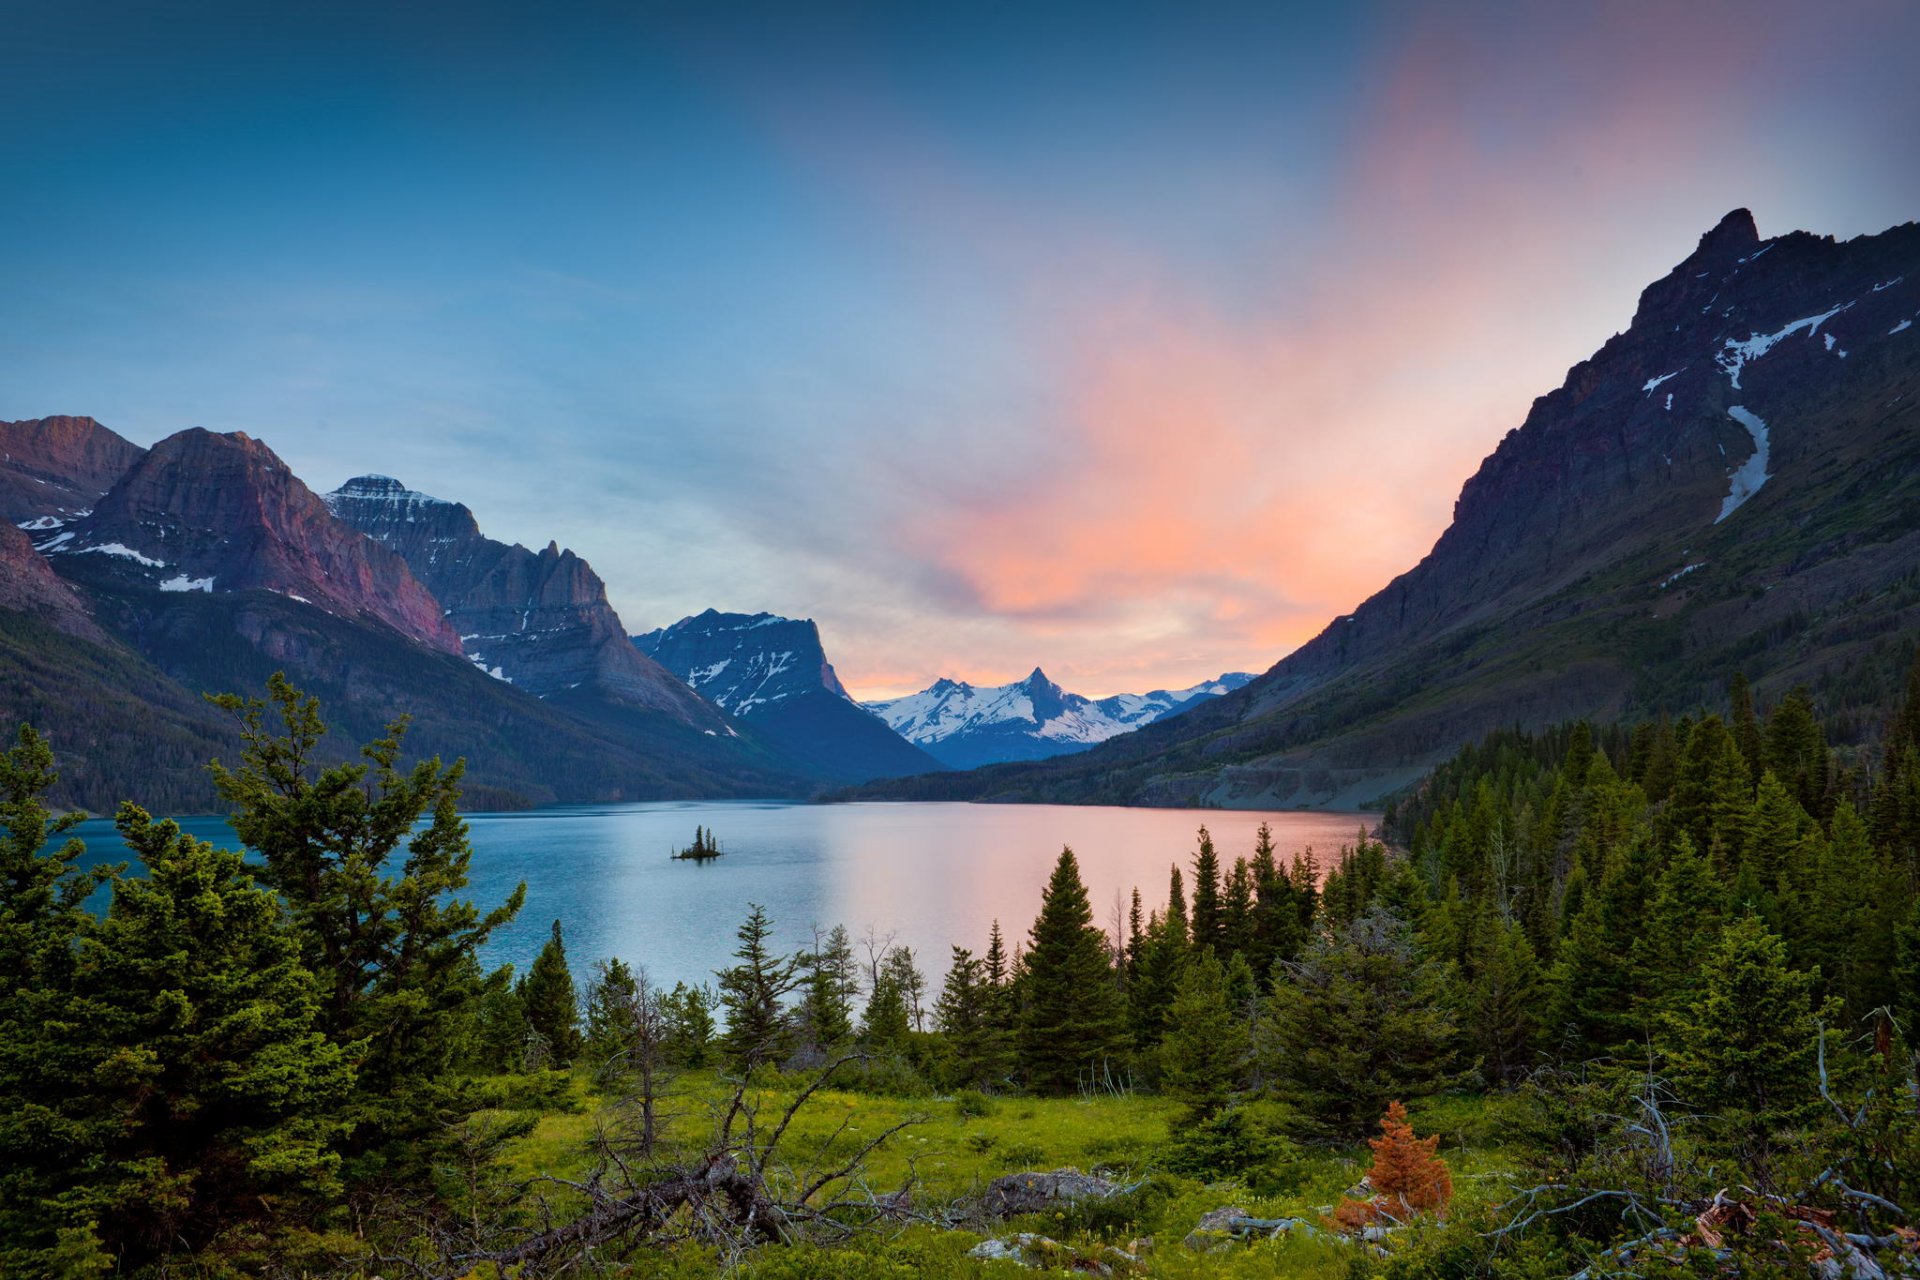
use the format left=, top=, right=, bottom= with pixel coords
left=70, top=801, right=1374, bottom=991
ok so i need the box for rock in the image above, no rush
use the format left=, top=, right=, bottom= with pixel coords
left=981, top=1167, right=1123, bottom=1219
left=968, top=1233, right=1136, bottom=1274
left=329, top=474, right=722, bottom=724
left=1182, top=1205, right=1248, bottom=1252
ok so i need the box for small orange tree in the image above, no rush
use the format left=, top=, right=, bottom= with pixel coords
left=1330, top=1100, right=1454, bottom=1230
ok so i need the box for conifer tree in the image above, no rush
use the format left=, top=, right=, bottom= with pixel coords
left=1660, top=913, right=1832, bottom=1164
left=583, top=957, right=641, bottom=1068
left=717, top=904, right=797, bottom=1070
left=860, top=958, right=912, bottom=1055
left=520, top=919, right=582, bottom=1065
left=64, top=806, right=354, bottom=1263
left=662, top=982, right=717, bottom=1068
left=1263, top=907, right=1458, bottom=1140
left=935, top=946, right=1009, bottom=1087
left=207, top=675, right=524, bottom=1149
left=1019, top=848, right=1126, bottom=1092
left=1164, top=864, right=1191, bottom=949
left=1764, top=688, right=1830, bottom=817
left=795, top=925, right=858, bottom=1054
left=1189, top=827, right=1223, bottom=952
left=1332, top=1101, right=1454, bottom=1228
left=1729, top=672, right=1765, bottom=788
left=1627, top=834, right=1724, bottom=1022
left=1160, top=950, right=1248, bottom=1119
left=1221, top=857, right=1255, bottom=958
left=1464, top=912, right=1542, bottom=1087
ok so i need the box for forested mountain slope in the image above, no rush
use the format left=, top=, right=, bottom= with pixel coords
left=852, top=210, right=1920, bottom=807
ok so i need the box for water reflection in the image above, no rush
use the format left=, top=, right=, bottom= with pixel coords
left=72, top=801, right=1374, bottom=991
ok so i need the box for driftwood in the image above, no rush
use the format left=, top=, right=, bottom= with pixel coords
left=409, top=1053, right=923, bottom=1279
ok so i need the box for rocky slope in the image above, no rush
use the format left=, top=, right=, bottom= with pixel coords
left=1, top=415, right=147, bottom=524
left=635, top=609, right=943, bottom=781
left=47, top=430, right=463, bottom=653
left=866, top=668, right=1254, bottom=770
left=326, top=475, right=717, bottom=725
left=0, top=426, right=814, bottom=808
left=851, top=210, right=1920, bottom=807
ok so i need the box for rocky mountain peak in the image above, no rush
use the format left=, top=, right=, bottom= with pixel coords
left=0, top=415, right=147, bottom=522
left=62, top=428, right=463, bottom=653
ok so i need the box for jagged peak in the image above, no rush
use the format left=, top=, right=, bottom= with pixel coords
left=330, top=474, right=450, bottom=505
left=1697, top=207, right=1760, bottom=257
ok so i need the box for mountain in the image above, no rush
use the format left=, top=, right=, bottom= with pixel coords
left=325, top=474, right=718, bottom=725
left=0, top=415, right=146, bottom=524
left=634, top=609, right=944, bottom=782
left=864, top=668, right=1255, bottom=770
left=849, top=210, right=1920, bottom=808
left=0, top=423, right=812, bottom=810
left=47, top=430, right=462, bottom=653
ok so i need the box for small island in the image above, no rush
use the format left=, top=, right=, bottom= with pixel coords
left=671, top=824, right=723, bottom=861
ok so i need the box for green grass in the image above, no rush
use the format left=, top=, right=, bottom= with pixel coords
left=460, top=1074, right=1522, bottom=1278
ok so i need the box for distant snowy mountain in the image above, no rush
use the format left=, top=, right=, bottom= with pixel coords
left=636, top=609, right=944, bottom=783
left=864, top=668, right=1254, bottom=770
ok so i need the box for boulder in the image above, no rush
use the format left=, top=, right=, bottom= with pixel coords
left=981, top=1167, right=1123, bottom=1219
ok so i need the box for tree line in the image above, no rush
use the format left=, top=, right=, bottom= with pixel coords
left=3, top=662, right=1919, bottom=1275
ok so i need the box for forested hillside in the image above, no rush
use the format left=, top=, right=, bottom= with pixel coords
left=4, top=663, right=1918, bottom=1276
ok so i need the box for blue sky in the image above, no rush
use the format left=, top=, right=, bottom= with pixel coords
left=4, top=0, right=1918, bottom=696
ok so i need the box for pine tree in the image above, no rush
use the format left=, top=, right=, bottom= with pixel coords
left=935, top=946, right=1009, bottom=1087
left=795, top=926, right=858, bottom=1054
left=0, top=728, right=121, bottom=1265
left=520, top=919, right=582, bottom=1065
left=1189, top=828, right=1223, bottom=952
left=717, top=904, right=797, bottom=1070
left=1159, top=950, right=1248, bottom=1119
left=1464, top=913, right=1542, bottom=1087
left=1627, top=834, right=1724, bottom=1023
left=662, top=982, right=717, bottom=1068
left=1764, top=688, right=1830, bottom=817
left=1019, top=848, right=1126, bottom=1092
left=1221, top=857, right=1255, bottom=959
left=1729, top=673, right=1765, bottom=788
left=207, top=675, right=524, bottom=1150
left=860, top=958, right=912, bottom=1055
left=63, top=805, right=354, bottom=1263
left=583, top=957, right=641, bottom=1068
left=1332, top=1101, right=1454, bottom=1228
left=1660, top=913, right=1832, bottom=1164
left=1263, top=907, right=1459, bottom=1141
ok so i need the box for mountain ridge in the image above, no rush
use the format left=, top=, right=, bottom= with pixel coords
left=844, top=209, right=1920, bottom=807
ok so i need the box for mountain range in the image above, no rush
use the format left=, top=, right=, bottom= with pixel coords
left=848, top=209, right=1920, bottom=807
left=5, top=209, right=1915, bottom=815
left=0, top=422, right=821, bottom=810
left=863, top=668, right=1254, bottom=769
left=633, top=609, right=942, bottom=783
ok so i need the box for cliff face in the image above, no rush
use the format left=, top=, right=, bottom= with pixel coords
left=636, top=609, right=944, bottom=782
left=853, top=210, right=1920, bottom=808
left=57, top=430, right=462, bottom=654
left=0, top=415, right=146, bottom=523
left=326, top=476, right=720, bottom=725
left=0, top=520, right=105, bottom=643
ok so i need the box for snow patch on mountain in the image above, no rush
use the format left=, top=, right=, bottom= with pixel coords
left=1718, top=406, right=1771, bottom=523
left=1716, top=303, right=1851, bottom=389
left=865, top=668, right=1255, bottom=764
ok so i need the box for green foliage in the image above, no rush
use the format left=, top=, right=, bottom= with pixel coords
left=1018, top=847, right=1126, bottom=1092
left=1160, top=949, right=1249, bottom=1119
left=1659, top=912, right=1833, bottom=1162
left=718, top=903, right=798, bottom=1070
left=206, top=673, right=524, bottom=1156
left=1263, top=907, right=1460, bottom=1141
left=520, top=918, right=583, bottom=1065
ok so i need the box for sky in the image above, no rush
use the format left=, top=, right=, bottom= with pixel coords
left=3, top=1, right=1918, bottom=699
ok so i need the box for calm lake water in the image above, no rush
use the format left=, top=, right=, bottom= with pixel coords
left=71, top=802, right=1374, bottom=990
